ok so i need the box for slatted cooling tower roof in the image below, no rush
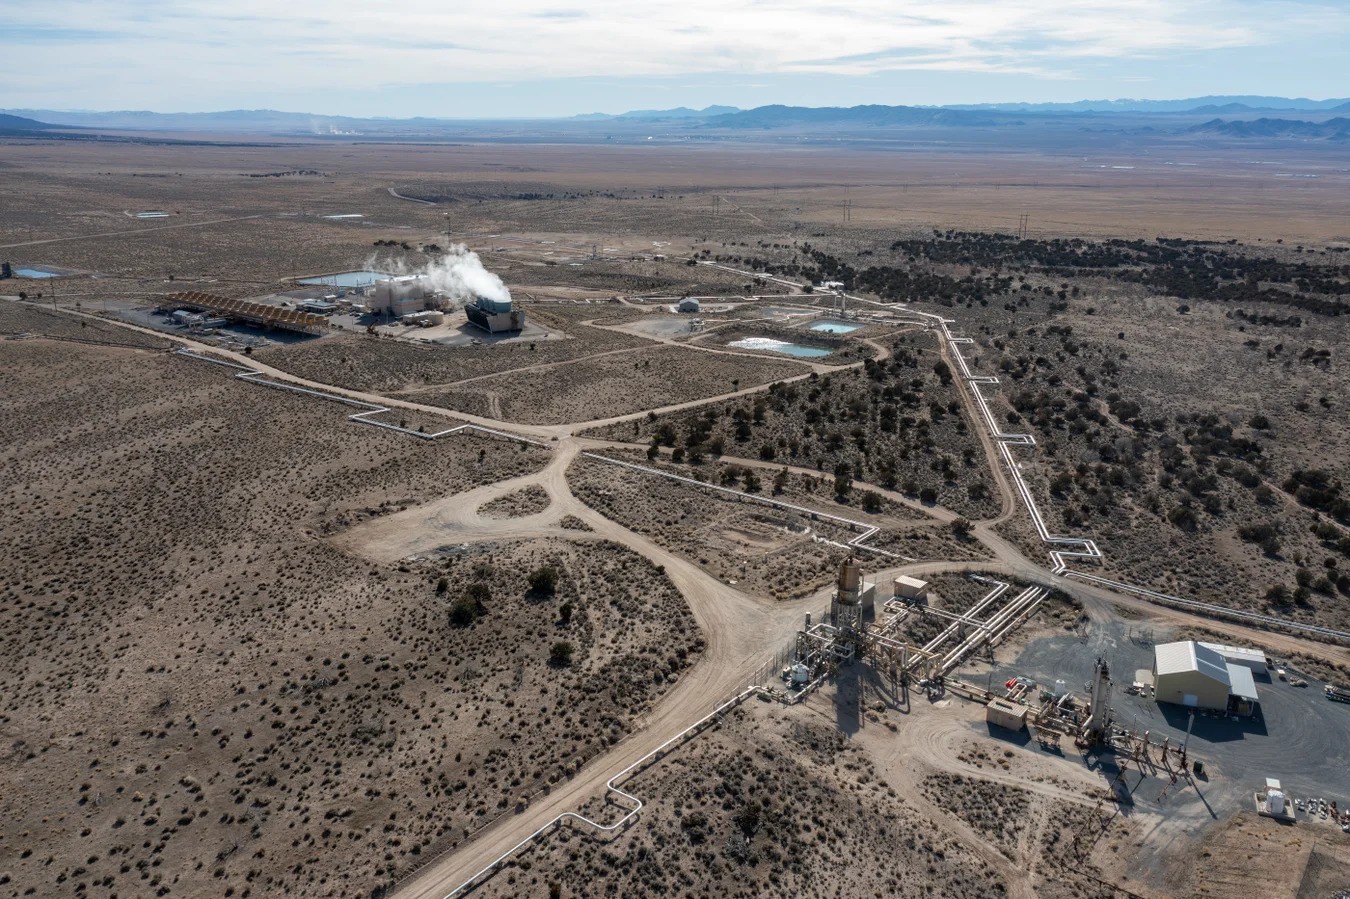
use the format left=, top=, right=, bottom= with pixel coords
left=169, top=292, right=328, bottom=335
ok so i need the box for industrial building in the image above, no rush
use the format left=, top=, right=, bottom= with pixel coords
left=401, top=310, right=445, bottom=328
left=372, top=275, right=435, bottom=318
left=1153, top=640, right=1259, bottom=716
left=677, top=297, right=701, bottom=313
left=168, top=291, right=328, bottom=336
left=465, top=294, right=525, bottom=333
left=300, top=299, right=338, bottom=316
left=1197, top=641, right=1268, bottom=674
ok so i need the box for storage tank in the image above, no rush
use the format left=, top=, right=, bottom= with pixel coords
left=836, top=559, right=862, bottom=602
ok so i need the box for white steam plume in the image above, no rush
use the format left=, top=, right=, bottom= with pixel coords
left=368, top=243, right=511, bottom=305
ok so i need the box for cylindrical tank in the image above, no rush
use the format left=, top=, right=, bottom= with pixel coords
left=836, top=559, right=861, bottom=601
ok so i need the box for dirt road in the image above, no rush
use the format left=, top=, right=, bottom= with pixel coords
left=22, top=298, right=1350, bottom=899
left=353, top=440, right=818, bottom=899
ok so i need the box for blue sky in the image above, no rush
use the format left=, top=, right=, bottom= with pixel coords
left=4, top=0, right=1347, bottom=116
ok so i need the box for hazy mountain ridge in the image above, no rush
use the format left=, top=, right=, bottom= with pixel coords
left=702, top=104, right=1010, bottom=128
left=0, top=113, right=58, bottom=131
left=1188, top=116, right=1350, bottom=140
left=4, top=97, right=1349, bottom=139
left=948, top=95, right=1350, bottom=113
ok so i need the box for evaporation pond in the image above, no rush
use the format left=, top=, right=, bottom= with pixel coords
left=297, top=270, right=391, bottom=287
left=15, top=268, right=58, bottom=278
left=727, top=337, right=832, bottom=358
left=808, top=319, right=860, bottom=333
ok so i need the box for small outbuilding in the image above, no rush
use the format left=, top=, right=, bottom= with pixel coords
left=677, top=297, right=701, bottom=313
left=894, top=576, right=929, bottom=602
left=986, top=697, right=1030, bottom=732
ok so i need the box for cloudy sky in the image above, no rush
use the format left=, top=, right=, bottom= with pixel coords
left=5, top=0, right=1347, bottom=116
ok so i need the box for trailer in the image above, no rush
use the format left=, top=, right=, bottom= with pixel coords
left=1326, top=684, right=1350, bottom=703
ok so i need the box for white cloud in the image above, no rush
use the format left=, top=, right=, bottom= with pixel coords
left=1, top=0, right=1344, bottom=108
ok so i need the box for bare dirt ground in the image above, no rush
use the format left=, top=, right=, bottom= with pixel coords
left=0, top=297, right=171, bottom=348
left=564, top=448, right=981, bottom=600
left=478, top=484, right=551, bottom=519
left=0, top=338, right=701, bottom=899
left=256, top=306, right=654, bottom=395
left=2, top=133, right=1349, bottom=899
left=417, top=343, right=806, bottom=426
left=473, top=688, right=1141, bottom=899
left=1165, top=810, right=1350, bottom=898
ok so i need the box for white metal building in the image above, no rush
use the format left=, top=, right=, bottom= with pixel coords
left=372, top=275, right=432, bottom=317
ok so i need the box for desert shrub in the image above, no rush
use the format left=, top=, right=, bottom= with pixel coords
left=549, top=641, right=575, bottom=667
left=528, top=566, right=559, bottom=596
left=450, top=583, right=490, bottom=627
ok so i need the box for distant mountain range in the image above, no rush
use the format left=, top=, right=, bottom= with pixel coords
left=1188, top=116, right=1350, bottom=141
left=948, top=95, right=1350, bottom=113
left=573, top=105, right=741, bottom=121
left=701, top=104, right=1007, bottom=128
left=0, top=113, right=58, bottom=132
left=4, top=98, right=1350, bottom=141
left=0, top=108, right=413, bottom=133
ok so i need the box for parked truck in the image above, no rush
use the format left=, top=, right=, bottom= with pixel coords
left=1326, top=684, right=1350, bottom=703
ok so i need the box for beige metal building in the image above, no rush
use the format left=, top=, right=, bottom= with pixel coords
left=1153, top=641, right=1259, bottom=715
